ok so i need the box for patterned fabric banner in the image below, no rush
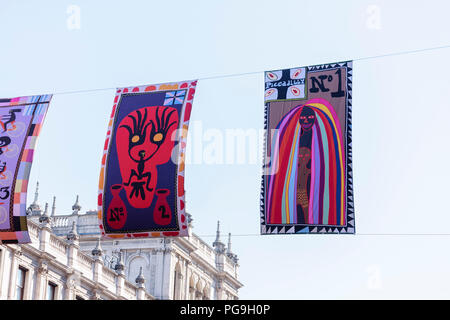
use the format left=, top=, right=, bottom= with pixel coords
left=0, top=95, right=52, bottom=244
left=98, top=81, right=197, bottom=239
left=260, top=62, right=354, bottom=234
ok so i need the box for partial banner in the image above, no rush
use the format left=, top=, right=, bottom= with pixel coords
left=261, top=62, right=354, bottom=234
left=0, top=95, right=52, bottom=243
left=98, top=81, right=197, bottom=239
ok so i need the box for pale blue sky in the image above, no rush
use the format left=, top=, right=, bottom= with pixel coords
left=2, top=0, right=450, bottom=299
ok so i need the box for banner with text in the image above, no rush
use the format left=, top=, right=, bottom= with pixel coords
left=261, top=62, right=355, bottom=234
left=0, top=95, right=52, bottom=243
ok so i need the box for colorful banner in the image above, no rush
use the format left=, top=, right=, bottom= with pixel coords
left=0, top=95, right=52, bottom=244
left=98, top=81, right=197, bottom=238
left=260, top=62, right=354, bottom=234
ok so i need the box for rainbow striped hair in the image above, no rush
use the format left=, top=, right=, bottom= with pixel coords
left=266, top=98, right=346, bottom=226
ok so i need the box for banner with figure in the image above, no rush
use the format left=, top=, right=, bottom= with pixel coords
left=0, top=95, right=52, bottom=243
left=98, top=81, right=197, bottom=238
left=261, top=62, right=354, bottom=234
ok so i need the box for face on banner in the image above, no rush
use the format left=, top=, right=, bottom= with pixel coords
left=98, top=81, right=197, bottom=238
left=116, top=106, right=179, bottom=210
left=261, top=62, right=354, bottom=234
left=0, top=95, right=51, bottom=244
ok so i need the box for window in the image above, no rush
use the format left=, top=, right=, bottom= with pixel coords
left=76, top=295, right=85, bottom=300
left=16, top=267, right=27, bottom=300
left=47, top=282, right=57, bottom=300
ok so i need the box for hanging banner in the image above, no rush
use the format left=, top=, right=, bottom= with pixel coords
left=261, top=62, right=354, bottom=234
left=0, top=95, right=52, bottom=243
left=98, top=81, right=197, bottom=238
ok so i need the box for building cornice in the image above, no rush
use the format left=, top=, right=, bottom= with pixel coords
left=174, top=236, right=198, bottom=253
left=189, top=251, right=222, bottom=277
left=218, top=271, right=244, bottom=290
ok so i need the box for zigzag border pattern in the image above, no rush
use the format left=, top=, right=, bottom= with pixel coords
left=260, top=61, right=355, bottom=235
left=259, top=103, right=269, bottom=233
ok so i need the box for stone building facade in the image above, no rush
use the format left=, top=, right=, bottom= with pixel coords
left=0, top=183, right=243, bottom=300
left=0, top=217, right=153, bottom=300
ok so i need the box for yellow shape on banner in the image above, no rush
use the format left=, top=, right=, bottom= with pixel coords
left=98, top=168, right=104, bottom=189
left=159, top=84, right=178, bottom=90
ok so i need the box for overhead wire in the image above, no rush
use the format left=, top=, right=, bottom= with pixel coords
left=49, top=43, right=450, bottom=96
left=26, top=43, right=450, bottom=238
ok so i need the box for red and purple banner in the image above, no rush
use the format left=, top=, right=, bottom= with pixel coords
left=0, top=95, right=51, bottom=244
left=98, top=81, right=197, bottom=239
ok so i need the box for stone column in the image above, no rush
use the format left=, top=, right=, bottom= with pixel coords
left=0, top=246, right=7, bottom=299
left=184, top=260, right=191, bottom=300
left=136, top=285, right=146, bottom=300
left=114, top=252, right=126, bottom=298
left=135, top=267, right=146, bottom=300
left=66, top=228, right=79, bottom=269
left=64, top=271, right=80, bottom=300
left=65, top=222, right=80, bottom=300
left=148, top=249, right=157, bottom=296
left=67, top=243, right=78, bottom=269
left=24, top=267, right=35, bottom=300
left=153, top=248, right=164, bottom=299
left=161, top=247, right=174, bottom=300
left=91, top=238, right=103, bottom=284
left=39, top=204, right=52, bottom=253
left=54, top=284, right=61, bottom=300
left=172, top=255, right=184, bottom=300
left=92, top=259, right=103, bottom=284
left=7, top=245, right=22, bottom=300
left=34, top=260, right=49, bottom=300
left=175, top=271, right=183, bottom=300
left=116, top=273, right=125, bottom=298
left=64, top=280, right=74, bottom=300
left=215, top=278, right=224, bottom=300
